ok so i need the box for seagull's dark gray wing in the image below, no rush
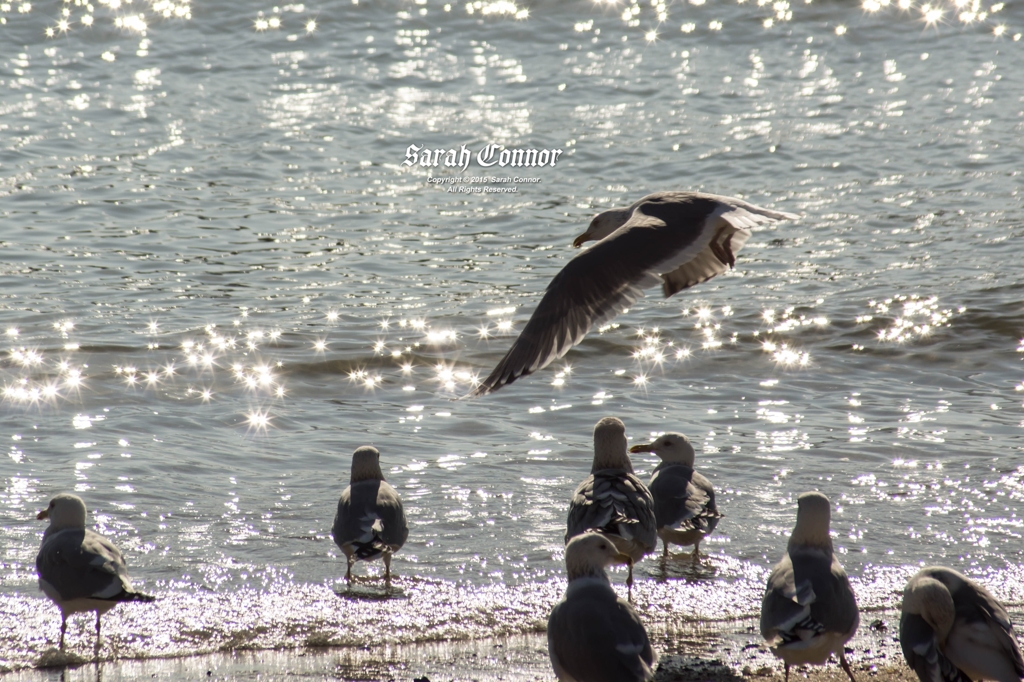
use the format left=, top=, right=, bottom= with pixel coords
left=36, top=528, right=154, bottom=603
left=649, top=464, right=721, bottom=534
left=566, top=472, right=657, bottom=558
left=646, top=192, right=798, bottom=297
left=929, top=568, right=1024, bottom=682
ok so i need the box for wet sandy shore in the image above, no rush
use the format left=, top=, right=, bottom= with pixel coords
left=1, top=608, right=950, bottom=682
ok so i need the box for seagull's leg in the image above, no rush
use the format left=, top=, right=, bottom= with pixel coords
left=662, top=539, right=669, bottom=560
left=691, top=540, right=701, bottom=563
left=94, top=612, right=102, bottom=657
left=839, top=652, right=857, bottom=682
left=346, top=556, right=354, bottom=586
left=626, top=558, right=635, bottom=603
left=784, top=663, right=790, bottom=682
left=59, top=615, right=67, bottom=650
left=384, top=552, right=393, bottom=589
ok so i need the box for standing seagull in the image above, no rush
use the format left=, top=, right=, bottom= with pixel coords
left=565, top=417, right=657, bottom=601
left=548, top=532, right=657, bottom=682
left=332, top=446, right=409, bottom=587
left=628, top=432, right=722, bottom=562
left=900, top=566, right=1024, bottom=682
left=471, top=191, right=799, bottom=395
left=35, top=493, right=155, bottom=650
left=760, top=492, right=859, bottom=682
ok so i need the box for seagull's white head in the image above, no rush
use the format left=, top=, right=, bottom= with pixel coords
left=351, top=445, right=385, bottom=483
left=789, top=491, right=832, bottom=550
left=572, top=207, right=633, bottom=248
left=564, top=531, right=632, bottom=581
left=36, top=493, right=88, bottom=531
left=903, top=573, right=956, bottom=643
left=592, top=416, right=631, bottom=472
left=629, top=432, right=695, bottom=466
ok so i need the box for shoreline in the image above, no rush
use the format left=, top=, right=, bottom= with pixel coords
left=1, top=610, right=929, bottom=682
left=4, top=568, right=1021, bottom=680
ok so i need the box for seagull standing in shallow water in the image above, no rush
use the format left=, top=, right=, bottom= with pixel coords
left=565, top=417, right=657, bottom=601
left=760, top=491, right=859, bottom=682
left=548, top=532, right=657, bottom=682
left=332, top=446, right=409, bottom=587
left=628, top=431, right=722, bottom=562
left=900, top=566, right=1024, bottom=682
left=35, top=493, right=155, bottom=650
left=470, top=191, right=799, bottom=396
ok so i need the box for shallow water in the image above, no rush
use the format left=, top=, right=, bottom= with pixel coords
left=2, top=0, right=1023, bottom=672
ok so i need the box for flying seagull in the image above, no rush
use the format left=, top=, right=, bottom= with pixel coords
left=470, top=191, right=798, bottom=396
left=35, top=493, right=156, bottom=650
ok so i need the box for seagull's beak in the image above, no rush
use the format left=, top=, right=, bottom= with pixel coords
left=571, top=231, right=590, bottom=248
left=629, top=443, right=654, bottom=454
left=36, top=509, right=49, bottom=520
left=615, top=552, right=633, bottom=565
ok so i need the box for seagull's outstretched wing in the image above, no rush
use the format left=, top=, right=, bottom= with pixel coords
left=655, top=192, right=797, bottom=297
left=471, top=193, right=797, bottom=396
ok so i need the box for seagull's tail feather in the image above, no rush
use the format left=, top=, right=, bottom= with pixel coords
left=351, top=539, right=389, bottom=561
left=110, top=589, right=156, bottom=603
left=776, top=613, right=826, bottom=645
left=674, top=508, right=723, bottom=534
left=701, top=510, right=723, bottom=535
left=352, top=518, right=389, bottom=560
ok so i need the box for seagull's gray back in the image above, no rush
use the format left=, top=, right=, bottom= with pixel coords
left=565, top=470, right=657, bottom=561
left=36, top=528, right=136, bottom=603
left=761, top=545, right=859, bottom=644
left=332, top=479, right=409, bottom=559
left=547, top=579, right=656, bottom=682
left=648, top=462, right=721, bottom=534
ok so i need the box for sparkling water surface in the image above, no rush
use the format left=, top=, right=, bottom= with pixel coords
left=1, top=0, right=1023, bottom=671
